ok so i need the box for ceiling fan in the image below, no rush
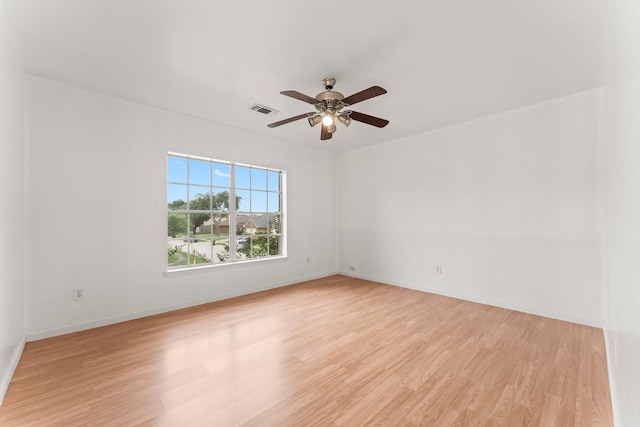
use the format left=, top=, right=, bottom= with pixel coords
left=267, top=78, right=389, bottom=140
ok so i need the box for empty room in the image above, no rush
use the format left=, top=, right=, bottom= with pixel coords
left=0, top=1, right=638, bottom=426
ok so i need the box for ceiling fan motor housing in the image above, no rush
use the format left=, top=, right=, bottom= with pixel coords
left=315, top=91, right=344, bottom=102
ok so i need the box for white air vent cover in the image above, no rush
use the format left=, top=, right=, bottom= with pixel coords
left=250, top=103, right=279, bottom=115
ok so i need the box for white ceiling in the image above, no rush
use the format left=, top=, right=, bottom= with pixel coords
left=4, top=0, right=605, bottom=152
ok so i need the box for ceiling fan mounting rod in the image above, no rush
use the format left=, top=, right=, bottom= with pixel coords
left=322, top=77, right=336, bottom=90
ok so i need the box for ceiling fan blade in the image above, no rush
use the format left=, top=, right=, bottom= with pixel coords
left=281, top=90, right=319, bottom=105
left=341, top=86, right=387, bottom=106
left=321, top=124, right=333, bottom=140
left=267, top=113, right=311, bottom=128
left=347, top=111, right=389, bottom=128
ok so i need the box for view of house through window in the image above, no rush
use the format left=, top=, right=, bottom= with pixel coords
left=167, top=153, right=284, bottom=268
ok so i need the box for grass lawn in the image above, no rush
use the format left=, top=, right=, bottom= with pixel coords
left=170, top=250, right=210, bottom=265
left=168, top=252, right=181, bottom=264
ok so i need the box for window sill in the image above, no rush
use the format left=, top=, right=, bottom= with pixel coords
left=164, top=255, right=288, bottom=277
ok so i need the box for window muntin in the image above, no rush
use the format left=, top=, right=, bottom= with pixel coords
left=167, top=153, right=284, bottom=269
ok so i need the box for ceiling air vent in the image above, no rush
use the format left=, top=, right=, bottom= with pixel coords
left=250, top=103, right=279, bottom=115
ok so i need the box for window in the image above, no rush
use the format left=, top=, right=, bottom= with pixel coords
left=167, top=153, right=285, bottom=269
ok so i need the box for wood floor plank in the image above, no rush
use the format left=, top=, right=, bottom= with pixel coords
left=0, top=275, right=613, bottom=426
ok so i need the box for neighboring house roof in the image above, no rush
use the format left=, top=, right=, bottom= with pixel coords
left=239, top=213, right=278, bottom=228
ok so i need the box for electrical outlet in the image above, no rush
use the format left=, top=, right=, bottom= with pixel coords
left=350, top=265, right=356, bottom=271
left=436, top=265, right=443, bottom=275
left=73, top=288, right=85, bottom=301
left=307, top=256, right=310, bottom=264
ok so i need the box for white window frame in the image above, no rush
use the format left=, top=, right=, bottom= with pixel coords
left=167, top=152, right=286, bottom=271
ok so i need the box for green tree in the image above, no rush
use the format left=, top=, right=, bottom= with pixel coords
left=211, top=191, right=240, bottom=235
left=237, top=233, right=280, bottom=258
left=167, top=213, right=187, bottom=237
left=168, top=199, right=187, bottom=210
left=188, top=193, right=212, bottom=234
left=174, top=192, right=241, bottom=234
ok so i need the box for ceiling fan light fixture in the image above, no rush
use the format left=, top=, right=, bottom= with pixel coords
left=308, top=114, right=322, bottom=127
left=267, top=78, right=389, bottom=140
left=337, top=114, right=351, bottom=127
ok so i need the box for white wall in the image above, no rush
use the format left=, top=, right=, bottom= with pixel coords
left=0, top=1, right=25, bottom=404
left=603, top=0, right=640, bottom=425
left=24, top=77, right=336, bottom=338
left=337, top=90, right=603, bottom=326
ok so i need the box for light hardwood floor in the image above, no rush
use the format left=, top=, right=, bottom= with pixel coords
left=0, top=275, right=613, bottom=426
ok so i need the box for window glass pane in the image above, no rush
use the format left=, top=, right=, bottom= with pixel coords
left=263, top=213, right=277, bottom=233
left=255, top=214, right=271, bottom=233
left=212, top=189, right=231, bottom=212
left=236, top=166, right=251, bottom=189
left=213, top=163, right=230, bottom=188
left=183, top=236, right=197, bottom=261
left=237, top=234, right=267, bottom=259
left=236, top=189, right=251, bottom=212
left=236, top=214, right=250, bottom=236
left=185, top=235, right=212, bottom=266
left=195, top=219, right=213, bottom=237
left=211, top=216, right=232, bottom=263
left=271, top=213, right=281, bottom=234
left=267, top=170, right=280, bottom=192
left=257, top=234, right=278, bottom=258
left=189, top=212, right=211, bottom=236
left=251, top=168, right=267, bottom=190
left=168, top=213, right=188, bottom=267
left=168, top=213, right=188, bottom=239
left=212, top=243, right=228, bottom=264
left=168, top=184, right=188, bottom=209
left=235, top=237, right=248, bottom=260
left=189, top=187, right=211, bottom=210
left=268, top=236, right=280, bottom=256
left=250, top=235, right=267, bottom=258
left=267, top=192, right=279, bottom=213
left=243, top=216, right=257, bottom=235
left=189, top=159, right=210, bottom=185
left=251, top=190, right=267, bottom=212
left=168, top=157, right=188, bottom=183
left=210, top=213, right=229, bottom=238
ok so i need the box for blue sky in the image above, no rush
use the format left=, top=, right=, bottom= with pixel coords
left=167, top=156, right=280, bottom=213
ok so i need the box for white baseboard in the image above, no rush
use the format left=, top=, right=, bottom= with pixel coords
left=27, top=271, right=338, bottom=341
left=0, top=337, right=25, bottom=407
left=339, top=271, right=603, bottom=328
left=602, top=326, right=621, bottom=427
